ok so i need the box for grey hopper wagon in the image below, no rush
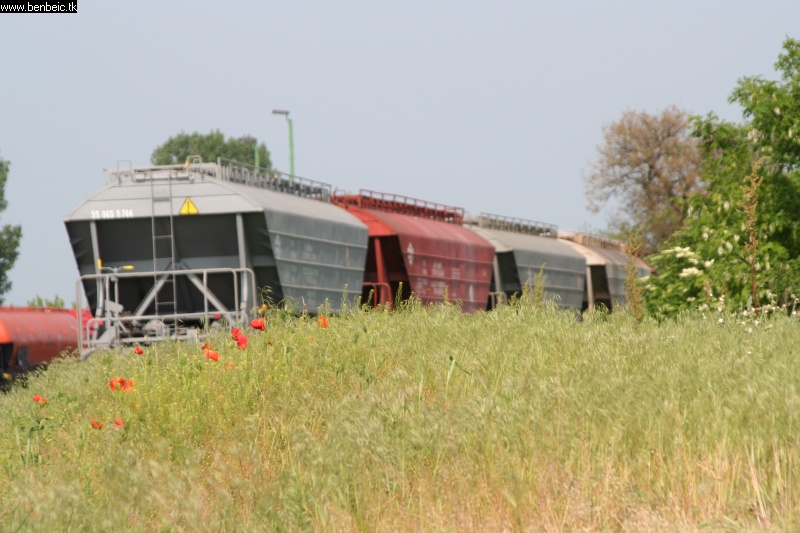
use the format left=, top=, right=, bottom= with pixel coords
left=65, top=158, right=368, bottom=355
left=558, top=231, right=651, bottom=311
left=465, top=214, right=587, bottom=309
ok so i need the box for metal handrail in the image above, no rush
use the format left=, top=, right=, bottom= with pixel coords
left=215, top=158, right=331, bottom=201
left=558, top=231, right=627, bottom=252
left=476, top=213, right=558, bottom=237
left=102, top=158, right=332, bottom=201
left=76, top=267, right=257, bottom=354
left=333, top=189, right=464, bottom=224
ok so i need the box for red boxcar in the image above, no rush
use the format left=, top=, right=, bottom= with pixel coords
left=0, top=307, right=79, bottom=376
left=334, top=190, right=495, bottom=312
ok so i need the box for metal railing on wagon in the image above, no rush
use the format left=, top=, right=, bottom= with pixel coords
left=75, top=267, right=257, bottom=359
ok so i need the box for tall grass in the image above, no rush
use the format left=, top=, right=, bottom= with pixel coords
left=1, top=300, right=799, bottom=531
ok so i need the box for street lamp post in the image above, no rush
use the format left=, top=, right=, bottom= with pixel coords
left=272, top=109, right=294, bottom=181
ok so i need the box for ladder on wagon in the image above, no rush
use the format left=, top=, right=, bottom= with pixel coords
left=149, top=164, right=179, bottom=330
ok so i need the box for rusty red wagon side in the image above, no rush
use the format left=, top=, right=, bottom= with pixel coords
left=333, top=190, right=495, bottom=312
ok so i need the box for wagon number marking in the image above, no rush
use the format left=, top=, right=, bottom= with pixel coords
left=91, top=209, right=134, bottom=220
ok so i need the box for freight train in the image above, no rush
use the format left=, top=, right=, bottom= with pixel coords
left=58, top=158, right=648, bottom=359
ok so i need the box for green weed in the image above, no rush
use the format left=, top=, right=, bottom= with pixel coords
left=1, top=299, right=799, bottom=531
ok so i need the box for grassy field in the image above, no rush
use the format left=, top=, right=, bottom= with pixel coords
left=1, top=299, right=799, bottom=531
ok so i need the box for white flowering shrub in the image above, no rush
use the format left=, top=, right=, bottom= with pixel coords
left=645, top=246, right=709, bottom=318
left=644, top=38, right=800, bottom=318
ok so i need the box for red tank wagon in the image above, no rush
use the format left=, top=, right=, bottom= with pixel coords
left=0, top=307, right=79, bottom=378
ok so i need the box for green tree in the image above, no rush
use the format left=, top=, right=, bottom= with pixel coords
left=584, top=106, right=703, bottom=254
left=0, top=157, right=21, bottom=304
left=150, top=130, right=272, bottom=169
left=646, top=38, right=800, bottom=317
left=27, top=294, right=65, bottom=308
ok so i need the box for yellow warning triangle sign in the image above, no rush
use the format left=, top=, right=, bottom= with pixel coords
left=179, top=198, right=199, bottom=215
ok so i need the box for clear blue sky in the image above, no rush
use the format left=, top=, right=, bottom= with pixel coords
left=0, top=1, right=797, bottom=306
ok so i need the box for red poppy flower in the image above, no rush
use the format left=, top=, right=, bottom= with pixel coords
left=214, top=313, right=221, bottom=320
left=230, top=327, right=242, bottom=340
left=109, top=376, right=135, bottom=393
left=236, top=334, right=248, bottom=349
left=134, top=346, right=143, bottom=355
left=200, top=341, right=212, bottom=350
left=250, top=318, right=266, bottom=331
left=114, top=418, right=124, bottom=428
left=317, top=316, right=329, bottom=329
left=205, top=350, right=220, bottom=362
left=32, top=395, right=48, bottom=405
left=91, top=418, right=103, bottom=430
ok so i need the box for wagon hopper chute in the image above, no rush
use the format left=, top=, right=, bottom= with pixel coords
left=333, top=190, right=494, bottom=313
left=65, top=158, right=368, bottom=353
left=465, top=214, right=587, bottom=309
left=558, top=231, right=650, bottom=310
